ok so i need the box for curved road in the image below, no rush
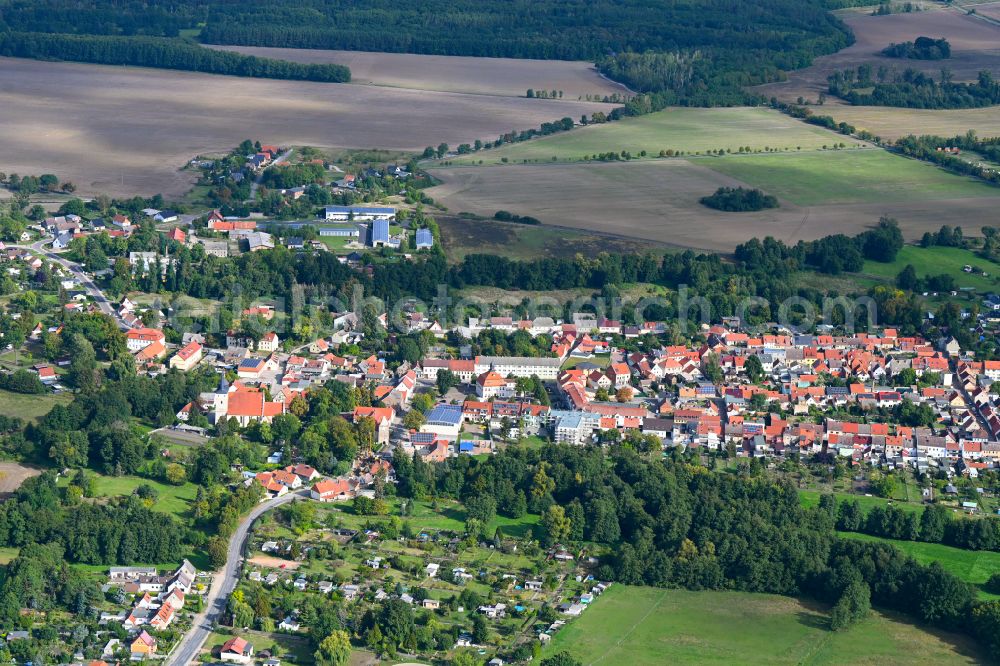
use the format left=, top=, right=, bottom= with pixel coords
left=168, top=490, right=305, bottom=666
left=10, top=241, right=125, bottom=328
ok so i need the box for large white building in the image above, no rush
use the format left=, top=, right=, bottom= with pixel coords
left=126, top=328, right=166, bottom=353
left=473, top=356, right=562, bottom=380
left=323, top=206, right=395, bottom=221
left=550, top=410, right=600, bottom=445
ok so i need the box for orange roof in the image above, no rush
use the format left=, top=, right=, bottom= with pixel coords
left=353, top=406, right=393, bottom=424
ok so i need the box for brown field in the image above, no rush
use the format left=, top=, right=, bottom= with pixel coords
left=815, top=105, right=1000, bottom=139
left=756, top=7, right=1000, bottom=103
left=0, top=462, right=41, bottom=499
left=248, top=554, right=300, bottom=570
left=427, top=159, right=1000, bottom=252
left=207, top=45, right=629, bottom=99
left=972, top=1, right=1000, bottom=21
left=0, top=57, right=616, bottom=197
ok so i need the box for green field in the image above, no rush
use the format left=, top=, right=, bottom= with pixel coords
left=0, top=389, right=73, bottom=424
left=545, top=585, right=983, bottom=665
left=444, top=107, right=861, bottom=165
left=859, top=245, right=1000, bottom=293
left=705, top=150, right=1000, bottom=206
left=799, top=489, right=924, bottom=515
left=838, top=532, right=1000, bottom=600
left=90, top=475, right=199, bottom=519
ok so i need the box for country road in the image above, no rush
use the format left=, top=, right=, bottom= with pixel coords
left=10, top=241, right=125, bottom=328
left=167, top=490, right=305, bottom=666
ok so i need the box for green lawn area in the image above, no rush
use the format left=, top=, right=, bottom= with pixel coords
left=318, top=236, right=356, bottom=253
left=445, top=107, right=860, bottom=165
left=560, top=355, right=611, bottom=370
left=0, top=389, right=73, bottom=423
left=704, top=150, right=1000, bottom=206
left=205, top=630, right=318, bottom=664
left=90, top=475, right=199, bottom=519
left=0, top=546, right=20, bottom=565
left=859, top=245, right=1000, bottom=293
left=544, top=585, right=983, bottom=665
left=838, top=532, right=1000, bottom=600
left=799, top=489, right=924, bottom=515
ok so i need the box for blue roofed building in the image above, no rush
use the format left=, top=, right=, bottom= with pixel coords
left=371, top=219, right=391, bottom=247
left=422, top=404, right=464, bottom=439
left=415, top=228, right=434, bottom=249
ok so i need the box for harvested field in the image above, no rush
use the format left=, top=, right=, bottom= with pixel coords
left=756, top=8, right=1000, bottom=103
left=818, top=105, right=1000, bottom=140
left=0, top=462, right=41, bottom=499
left=427, top=154, right=1000, bottom=252
left=444, top=107, right=862, bottom=166
left=207, top=46, right=628, bottom=99
left=975, top=1, right=1000, bottom=20
left=0, top=57, right=616, bottom=198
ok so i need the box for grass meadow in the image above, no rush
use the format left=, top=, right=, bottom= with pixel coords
left=860, top=245, right=1000, bottom=293
left=444, top=107, right=862, bottom=165
left=704, top=150, right=1000, bottom=206
left=544, top=585, right=983, bottom=665
left=0, top=388, right=73, bottom=424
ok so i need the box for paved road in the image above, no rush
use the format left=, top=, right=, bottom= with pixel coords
left=167, top=490, right=305, bottom=666
left=10, top=242, right=125, bottom=328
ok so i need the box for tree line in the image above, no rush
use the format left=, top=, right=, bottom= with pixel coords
left=2, top=0, right=851, bottom=107
left=0, top=32, right=350, bottom=82
left=837, top=500, right=1000, bottom=552
left=829, top=66, right=1000, bottom=109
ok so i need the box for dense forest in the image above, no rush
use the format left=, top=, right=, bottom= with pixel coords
left=829, top=66, right=1000, bottom=108
left=699, top=187, right=779, bottom=212
left=0, top=0, right=852, bottom=105
left=0, top=32, right=350, bottom=82
left=389, top=445, right=1000, bottom=660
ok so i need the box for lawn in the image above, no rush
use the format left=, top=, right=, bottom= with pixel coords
left=704, top=150, right=1000, bottom=206
left=90, top=475, right=199, bottom=519
left=838, top=532, right=1000, bottom=600
left=798, top=489, right=924, bottom=515
left=859, top=245, right=1000, bottom=293
left=444, top=107, right=861, bottom=165
left=0, top=389, right=73, bottom=423
left=560, top=356, right=611, bottom=370
left=544, top=585, right=983, bottom=665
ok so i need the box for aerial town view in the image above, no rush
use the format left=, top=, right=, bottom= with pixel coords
left=2, top=0, right=1000, bottom=665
